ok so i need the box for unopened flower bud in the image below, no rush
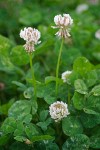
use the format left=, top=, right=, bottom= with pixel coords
left=25, top=139, right=32, bottom=145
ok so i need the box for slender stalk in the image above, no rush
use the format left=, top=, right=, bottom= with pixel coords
left=55, top=122, right=62, bottom=149
left=56, top=38, right=64, bottom=96
left=29, top=53, right=37, bottom=100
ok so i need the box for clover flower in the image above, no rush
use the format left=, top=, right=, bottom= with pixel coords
left=49, top=101, right=70, bottom=122
left=20, top=27, right=41, bottom=53
left=52, top=14, right=73, bottom=38
left=76, top=4, right=88, bottom=14
left=95, top=29, right=100, bottom=40
left=62, top=71, right=72, bottom=83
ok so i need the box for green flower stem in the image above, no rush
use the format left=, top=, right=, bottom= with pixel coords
left=56, top=38, right=64, bottom=96
left=29, top=53, right=37, bottom=100
left=55, top=122, right=62, bottom=149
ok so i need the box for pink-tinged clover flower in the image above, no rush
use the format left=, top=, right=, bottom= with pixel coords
left=20, top=27, right=41, bottom=53
left=52, top=14, right=73, bottom=38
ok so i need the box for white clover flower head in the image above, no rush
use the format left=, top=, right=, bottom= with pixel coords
left=54, top=14, right=73, bottom=27
left=49, top=101, right=70, bottom=122
left=20, top=27, right=41, bottom=43
left=52, top=14, right=73, bottom=38
left=20, top=27, right=41, bottom=53
left=24, top=42, right=35, bottom=53
left=62, top=71, right=72, bottom=83
left=95, top=29, right=100, bottom=40
left=76, top=4, right=89, bottom=14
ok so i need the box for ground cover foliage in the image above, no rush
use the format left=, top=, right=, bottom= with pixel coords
left=0, top=0, right=100, bottom=149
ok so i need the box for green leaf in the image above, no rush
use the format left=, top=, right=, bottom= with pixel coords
left=44, top=96, right=56, bottom=105
left=83, top=108, right=99, bottom=115
left=74, top=79, right=88, bottom=94
left=73, top=57, right=93, bottom=76
left=0, top=135, right=9, bottom=146
left=37, top=83, right=45, bottom=98
left=62, top=134, right=90, bottom=150
left=9, top=142, right=31, bottom=150
left=31, top=100, right=38, bottom=115
left=45, top=118, right=52, bottom=126
left=86, top=95, right=100, bottom=113
left=39, top=110, right=48, bottom=122
left=46, top=142, right=59, bottom=150
left=45, top=127, right=55, bottom=136
left=8, top=100, right=31, bottom=123
left=58, top=83, right=70, bottom=101
left=84, top=70, right=97, bottom=87
left=31, top=135, right=54, bottom=142
left=62, top=116, right=83, bottom=136
left=45, top=76, right=56, bottom=84
left=23, top=114, right=32, bottom=124
left=37, top=82, right=56, bottom=104
left=14, top=136, right=26, bottom=142
left=12, top=81, right=26, bottom=91
left=37, top=122, right=48, bottom=131
left=73, top=92, right=85, bottom=110
left=90, top=136, right=100, bottom=149
left=34, top=40, right=54, bottom=56
left=91, top=84, right=100, bottom=96
left=0, top=56, right=15, bottom=73
left=80, top=113, right=100, bottom=128
left=0, top=99, right=14, bottom=115
left=14, top=122, right=24, bottom=137
left=10, top=46, right=29, bottom=66
left=25, top=124, right=39, bottom=140
left=19, top=8, right=42, bottom=25
left=62, top=47, right=81, bottom=69
left=34, top=141, right=59, bottom=150
left=37, top=118, right=52, bottom=131
left=66, top=71, right=79, bottom=85
left=45, top=76, right=62, bottom=84
left=0, top=35, right=13, bottom=56
left=0, top=35, right=15, bottom=73
left=33, top=141, right=46, bottom=149
left=1, top=117, right=16, bottom=134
